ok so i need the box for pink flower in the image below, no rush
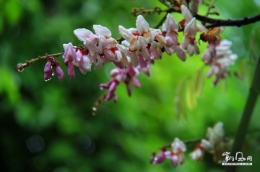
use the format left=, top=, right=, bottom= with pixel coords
left=44, top=57, right=64, bottom=81
left=150, top=148, right=167, bottom=164
left=63, top=43, right=77, bottom=81
left=74, top=49, right=92, bottom=74
left=100, top=63, right=141, bottom=101
left=55, top=64, right=64, bottom=81
left=44, top=60, right=52, bottom=81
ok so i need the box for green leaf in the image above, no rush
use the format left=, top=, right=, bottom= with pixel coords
left=185, top=80, right=197, bottom=110
left=194, top=67, right=205, bottom=98
left=174, top=77, right=188, bottom=119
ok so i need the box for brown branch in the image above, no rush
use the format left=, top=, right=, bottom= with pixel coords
left=165, top=7, right=260, bottom=28
left=154, top=13, right=168, bottom=29
left=202, top=14, right=260, bottom=28
left=17, top=52, right=63, bottom=72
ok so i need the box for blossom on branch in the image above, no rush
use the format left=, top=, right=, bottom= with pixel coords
left=100, top=63, right=141, bottom=101
left=150, top=138, right=186, bottom=167
left=180, top=5, right=207, bottom=56
left=189, top=122, right=232, bottom=162
left=54, top=9, right=237, bottom=101
left=63, top=43, right=77, bottom=81
left=201, top=40, right=238, bottom=86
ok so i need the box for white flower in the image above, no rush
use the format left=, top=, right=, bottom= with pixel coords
left=203, top=40, right=238, bottom=85
left=181, top=5, right=193, bottom=23
left=73, top=28, right=97, bottom=42
left=171, top=138, right=187, bottom=152
left=207, top=122, right=224, bottom=145
left=181, top=5, right=208, bottom=33
left=136, top=15, right=152, bottom=42
left=182, top=17, right=200, bottom=56
left=189, top=146, right=204, bottom=161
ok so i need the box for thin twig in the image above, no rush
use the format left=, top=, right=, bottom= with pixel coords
left=154, top=13, right=168, bottom=29
left=17, top=52, right=63, bottom=72
left=205, top=0, right=215, bottom=16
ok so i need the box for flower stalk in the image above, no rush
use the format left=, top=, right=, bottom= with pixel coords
left=17, top=52, right=63, bottom=72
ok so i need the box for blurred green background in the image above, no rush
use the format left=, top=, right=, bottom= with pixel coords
left=0, top=0, right=260, bottom=171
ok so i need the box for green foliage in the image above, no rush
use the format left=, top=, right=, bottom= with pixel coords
left=1, top=0, right=260, bottom=172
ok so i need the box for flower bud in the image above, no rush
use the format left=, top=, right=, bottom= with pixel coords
left=44, top=61, right=52, bottom=81
left=56, top=65, right=64, bottom=81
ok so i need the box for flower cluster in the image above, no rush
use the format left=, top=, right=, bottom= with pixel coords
left=99, top=63, right=141, bottom=101
left=189, top=122, right=232, bottom=162
left=41, top=4, right=238, bottom=101
left=43, top=56, right=64, bottom=81
left=60, top=5, right=216, bottom=101
left=150, top=122, right=232, bottom=168
left=203, top=40, right=238, bottom=85
left=200, top=27, right=238, bottom=86
left=150, top=138, right=186, bottom=168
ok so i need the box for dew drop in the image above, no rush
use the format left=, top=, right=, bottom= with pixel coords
left=92, top=107, right=97, bottom=116
left=44, top=78, right=51, bottom=82
left=52, top=72, right=55, bottom=76
left=18, top=68, right=24, bottom=72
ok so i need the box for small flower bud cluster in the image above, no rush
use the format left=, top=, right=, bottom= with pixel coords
left=44, top=56, right=64, bottom=81
left=189, top=122, right=232, bottom=162
left=150, top=138, right=186, bottom=168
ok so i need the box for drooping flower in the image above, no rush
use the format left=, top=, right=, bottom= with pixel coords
left=100, top=63, right=141, bottom=101
left=55, top=63, right=64, bottom=81
left=166, top=138, right=186, bottom=168
left=190, top=144, right=205, bottom=162
left=202, top=40, right=238, bottom=86
left=63, top=43, right=77, bottom=81
left=44, top=60, right=52, bottom=81
left=74, top=49, right=92, bottom=74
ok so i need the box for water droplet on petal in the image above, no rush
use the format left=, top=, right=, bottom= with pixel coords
left=18, top=68, right=24, bottom=72
left=52, top=72, right=55, bottom=76
left=44, top=78, right=51, bottom=82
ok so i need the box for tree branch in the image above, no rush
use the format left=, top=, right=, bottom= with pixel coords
left=165, top=7, right=260, bottom=28
left=226, top=57, right=260, bottom=172
left=154, top=13, right=168, bottom=29
left=199, top=14, right=260, bottom=28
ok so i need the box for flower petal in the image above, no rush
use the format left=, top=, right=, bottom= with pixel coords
left=93, top=25, right=111, bottom=37
left=74, top=28, right=93, bottom=42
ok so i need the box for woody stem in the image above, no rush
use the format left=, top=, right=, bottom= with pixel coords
left=226, top=57, right=260, bottom=172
